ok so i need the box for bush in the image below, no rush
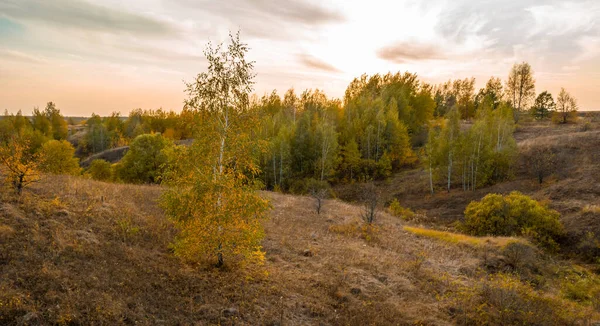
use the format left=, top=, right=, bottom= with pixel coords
left=462, top=192, right=564, bottom=250
left=388, top=199, right=415, bottom=221
left=87, top=159, right=112, bottom=181
left=115, top=134, right=172, bottom=184
left=38, top=140, right=80, bottom=175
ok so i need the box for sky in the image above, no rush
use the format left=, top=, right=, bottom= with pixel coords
left=0, top=0, right=599, bottom=116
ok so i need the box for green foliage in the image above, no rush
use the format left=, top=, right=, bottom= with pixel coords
left=426, top=103, right=517, bottom=192
left=116, top=134, right=172, bottom=184
left=462, top=192, right=564, bottom=249
left=87, top=159, right=113, bottom=181
left=38, top=140, right=80, bottom=175
left=388, top=199, right=415, bottom=221
left=531, top=91, right=555, bottom=120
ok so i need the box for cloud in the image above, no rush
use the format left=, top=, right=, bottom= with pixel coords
left=0, top=49, right=46, bottom=64
left=298, top=54, right=340, bottom=72
left=527, top=1, right=599, bottom=37
left=177, top=0, right=344, bottom=39
left=377, top=42, right=444, bottom=63
left=0, top=0, right=178, bottom=37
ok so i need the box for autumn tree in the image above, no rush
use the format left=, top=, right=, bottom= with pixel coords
left=476, top=77, right=504, bottom=111
left=506, top=62, right=536, bottom=113
left=38, top=140, right=80, bottom=175
left=531, top=91, right=555, bottom=120
left=44, top=102, right=69, bottom=140
left=555, top=88, right=578, bottom=124
left=0, top=138, right=40, bottom=195
left=162, top=32, right=269, bottom=267
left=87, top=159, right=113, bottom=181
left=116, top=133, right=172, bottom=184
left=426, top=103, right=517, bottom=192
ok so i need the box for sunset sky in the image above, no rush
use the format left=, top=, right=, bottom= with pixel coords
left=1, top=0, right=599, bottom=116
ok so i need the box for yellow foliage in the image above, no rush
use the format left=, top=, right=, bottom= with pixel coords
left=0, top=138, right=40, bottom=194
left=388, top=198, right=415, bottom=221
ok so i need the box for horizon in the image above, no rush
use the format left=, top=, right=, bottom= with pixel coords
left=1, top=0, right=600, bottom=115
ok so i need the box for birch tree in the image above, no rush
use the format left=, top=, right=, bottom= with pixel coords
left=162, top=32, right=269, bottom=267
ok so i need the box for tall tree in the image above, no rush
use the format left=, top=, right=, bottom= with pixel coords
left=505, top=62, right=536, bottom=112
left=162, top=32, right=269, bottom=267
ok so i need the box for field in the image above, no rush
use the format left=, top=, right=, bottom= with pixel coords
left=1, top=116, right=600, bottom=325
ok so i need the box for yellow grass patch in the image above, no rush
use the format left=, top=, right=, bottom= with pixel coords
left=403, top=226, right=525, bottom=248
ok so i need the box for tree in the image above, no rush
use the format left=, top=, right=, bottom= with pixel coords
left=476, top=77, right=503, bottom=111
left=522, top=145, right=554, bottom=184
left=506, top=62, right=536, bottom=113
left=307, top=178, right=329, bottom=215
left=555, top=88, right=578, bottom=124
left=87, top=159, right=113, bottom=181
left=162, top=32, right=270, bottom=267
left=531, top=91, right=555, bottom=120
left=0, top=138, right=40, bottom=195
left=117, top=133, right=172, bottom=184
left=361, top=182, right=378, bottom=224
left=44, top=102, right=69, bottom=140
left=38, top=140, right=80, bottom=175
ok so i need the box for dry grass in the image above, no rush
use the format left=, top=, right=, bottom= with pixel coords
left=403, top=226, right=525, bottom=248
left=1, top=175, right=599, bottom=325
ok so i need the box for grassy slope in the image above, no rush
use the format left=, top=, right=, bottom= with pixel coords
left=1, top=175, right=599, bottom=325
left=337, top=116, right=600, bottom=239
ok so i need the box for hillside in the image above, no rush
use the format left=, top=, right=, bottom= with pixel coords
left=2, top=175, right=599, bottom=325
left=337, top=115, right=600, bottom=258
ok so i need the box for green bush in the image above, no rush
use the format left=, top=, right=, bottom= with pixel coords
left=388, top=199, right=415, bottom=221
left=87, top=159, right=113, bottom=181
left=462, top=191, right=564, bottom=250
left=115, top=134, right=172, bottom=184
left=37, top=140, right=80, bottom=175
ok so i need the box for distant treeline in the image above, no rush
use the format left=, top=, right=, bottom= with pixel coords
left=0, top=62, right=579, bottom=193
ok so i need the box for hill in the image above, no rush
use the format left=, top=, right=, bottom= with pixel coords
left=1, top=175, right=599, bottom=325
left=336, top=115, right=600, bottom=259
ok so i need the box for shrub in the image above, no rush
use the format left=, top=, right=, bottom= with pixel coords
left=87, top=159, right=112, bottom=181
left=449, top=273, right=595, bottom=325
left=38, top=140, right=80, bottom=175
left=388, top=199, right=415, bottom=221
left=115, top=134, right=172, bottom=184
left=306, top=178, right=330, bottom=214
left=462, top=192, right=564, bottom=250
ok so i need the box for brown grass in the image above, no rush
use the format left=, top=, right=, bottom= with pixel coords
left=1, top=175, right=599, bottom=325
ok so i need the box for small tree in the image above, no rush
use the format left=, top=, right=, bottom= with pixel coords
left=38, top=140, right=80, bottom=175
left=307, top=178, right=329, bottom=215
left=87, top=159, right=113, bottom=181
left=522, top=145, right=554, bottom=184
left=0, top=139, right=40, bottom=195
left=361, top=182, right=378, bottom=224
left=531, top=91, right=555, bottom=120
left=555, top=88, right=578, bottom=124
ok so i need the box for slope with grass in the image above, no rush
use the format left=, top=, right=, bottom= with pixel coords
left=336, top=115, right=600, bottom=256
left=1, top=175, right=599, bottom=325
